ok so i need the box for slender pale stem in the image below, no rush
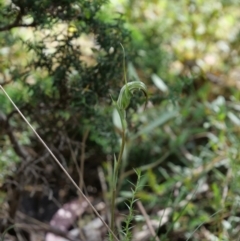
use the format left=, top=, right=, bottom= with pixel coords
left=79, top=129, right=89, bottom=196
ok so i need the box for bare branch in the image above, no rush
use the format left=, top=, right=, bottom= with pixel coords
left=0, top=109, right=30, bottom=160
left=0, top=9, right=36, bottom=32
left=0, top=21, right=36, bottom=32
left=7, top=126, right=30, bottom=160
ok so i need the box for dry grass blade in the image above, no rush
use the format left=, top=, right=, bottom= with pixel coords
left=0, top=85, right=119, bottom=241
left=137, top=200, right=160, bottom=241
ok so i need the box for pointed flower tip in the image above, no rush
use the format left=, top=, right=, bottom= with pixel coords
left=117, top=81, right=148, bottom=110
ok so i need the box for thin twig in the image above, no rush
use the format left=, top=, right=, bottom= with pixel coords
left=98, top=166, right=111, bottom=224
left=0, top=85, right=119, bottom=241
left=4, top=113, right=30, bottom=160
left=121, top=152, right=170, bottom=180
left=137, top=200, right=160, bottom=241
left=79, top=129, right=89, bottom=195
left=0, top=9, right=36, bottom=32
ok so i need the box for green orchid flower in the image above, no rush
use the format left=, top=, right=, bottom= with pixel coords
left=113, top=43, right=148, bottom=130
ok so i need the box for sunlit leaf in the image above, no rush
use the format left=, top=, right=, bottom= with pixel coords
left=151, top=73, right=168, bottom=93
left=227, top=112, right=240, bottom=126
left=131, top=110, right=178, bottom=139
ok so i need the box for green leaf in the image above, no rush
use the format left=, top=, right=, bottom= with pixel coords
left=151, top=73, right=168, bottom=93
left=131, top=110, right=178, bottom=139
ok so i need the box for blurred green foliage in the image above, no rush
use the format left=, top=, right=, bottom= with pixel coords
left=0, top=0, right=130, bottom=168
left=1, top=0, right=240, bottom=240
left=107, top=0, right=240, bottom=240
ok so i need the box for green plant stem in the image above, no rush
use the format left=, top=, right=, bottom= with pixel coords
left=110, top=128, right=126, bottom=240
left=116, top=129, right=126, bottom=177
left=109, top=44, right=148, bottom=240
